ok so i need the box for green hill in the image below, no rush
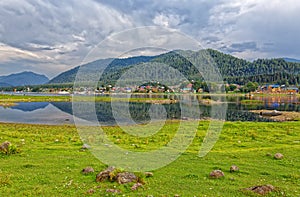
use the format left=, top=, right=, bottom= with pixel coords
left=49, top=56, right=155, bottom=84
left=48, top=49, right=300, bottom=85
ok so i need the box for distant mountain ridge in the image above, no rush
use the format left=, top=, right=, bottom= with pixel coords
left=283, top=58, right=300, bottom=63
left=49, top=56, right=155, bottom=84
left=48, top=49, right=300, bottom=85
left=0, top=71, right=49, bottom=87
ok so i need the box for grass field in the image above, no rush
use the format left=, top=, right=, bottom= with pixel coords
left=0, top=94, right=175, bottom=104
left=0, top=121, right=300, bottom=196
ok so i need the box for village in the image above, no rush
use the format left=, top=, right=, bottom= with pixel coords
left=13, top=82, right=299, bottom=95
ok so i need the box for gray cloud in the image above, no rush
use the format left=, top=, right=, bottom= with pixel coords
left=225, top=41, right=258, bottom=53
left=0, top=0, right=299, bottom=78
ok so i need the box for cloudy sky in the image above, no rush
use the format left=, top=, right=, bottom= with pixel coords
left=0, top=0, right=299, bottom=78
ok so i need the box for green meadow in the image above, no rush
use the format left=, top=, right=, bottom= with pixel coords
left=0, top=94, right=173, bottom=104
left=0, top=121, right=299, bottom=196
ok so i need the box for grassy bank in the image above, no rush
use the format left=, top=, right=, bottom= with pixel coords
left=0, top=94, right=71, bottom=102
left=0, top=94, right=176, bottom=104
left=0, top=121, right=299, bottom=196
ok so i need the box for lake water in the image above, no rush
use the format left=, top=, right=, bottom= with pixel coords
left=0, top=95, right=299, bottom=125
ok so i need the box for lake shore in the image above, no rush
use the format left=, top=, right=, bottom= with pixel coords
left=251, top=110, right=300, bottom=121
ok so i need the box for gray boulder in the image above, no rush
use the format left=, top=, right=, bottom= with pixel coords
left=116, top=172, right=137, bottom=184
left=209, top=170, right=225, bottom=179
left=274, top=153, right=284, bottom=160
left=244, top=184, right=275, bottom=195
left=230, top=165, right=239, bottom=173
left=96, top=166, right=115, bottom=182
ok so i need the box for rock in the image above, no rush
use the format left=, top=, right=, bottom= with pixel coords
left=131, top=182, right=143, bottom=191
left=230, top=165, right=239, bottom=173
left=274, top=153, right=284, bottom=160
left=209, top=170, right=225, bottom=179
left=82, top=167, right=94, bottom=174
left=96, top=166, right=115, bottom=182
left=260, top=110, right=282, bottom=116
left=116, top=172, right=137, bottom=184
left=81, top=144, right=90, bottom=149
left=244, top=184, right=275, bottom=195
left=145, top=172, right=153, bottom=177
left=0, top=141, right=11, bottom=154
left=86, top=189, right=95, bottom=194
left=174, top=194, right=180, bottom=197
left=106, top=189, right=121, bottom=193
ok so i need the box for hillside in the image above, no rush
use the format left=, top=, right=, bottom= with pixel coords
left=49, top=56, right=155, bottom=84
left=48, top=49, right=300, bottom=85
left=0, top=82, right=12, bottom=87
left=0, top=71, right=49, bottom=87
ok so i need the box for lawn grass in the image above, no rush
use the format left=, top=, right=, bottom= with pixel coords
left=0, top=94, right=174, bottom=104
left=240, top=100, right=264, bottom=105
left=0, top=121, right=299, bottom=196
left=0, top=94, right=71, bottom=102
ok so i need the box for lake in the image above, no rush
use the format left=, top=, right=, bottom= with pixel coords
left=0, top=95, right=299, bottom=125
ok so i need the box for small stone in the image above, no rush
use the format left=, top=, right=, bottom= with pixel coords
left=274, top=153, right=284, bottom=160
left=96, top=166, right=115, bottom=182
left=209, top=170, right=225, bottom=179
left=106, top=189, right=121, bottom=193
left=266, top=153, right=272, bottom=157
left=131, top=182, right=143, bottom=191
left=145, top=172, right=153, bottom=177
left=116, top=172, right=137, bottom=184
left=86, top=189, right=95, bottom=194
left=174, top=194, right=180, bottom=197
left=0, top=141, right=11, bottom=154
left=230, top=165, right=239, bottom=173
left=82, top=167, right=94, bottom=174
left=81, top=144, right=90, bottom=149
left=244, top=184, right=275, bottom=195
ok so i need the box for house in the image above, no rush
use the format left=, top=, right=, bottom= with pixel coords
left=286, top=87, right=299, bottom=94
left=268, top=85, right=281, bottom=93
left=261, top=84, right=281, bottom=93
left=186, top=83, right=193, bottom=89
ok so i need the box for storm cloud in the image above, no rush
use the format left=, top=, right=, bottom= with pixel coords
left=0, top=0, right=299, bottom=78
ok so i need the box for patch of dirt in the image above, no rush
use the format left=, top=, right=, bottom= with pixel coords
left=251, top=110, right=300, bottom=121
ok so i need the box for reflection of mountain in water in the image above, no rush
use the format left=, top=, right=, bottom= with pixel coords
left=51, top=101, right=275, bottom=124
left=11, top=102, right=49, bottom=112
left=52, top=102, right=182, bottom=125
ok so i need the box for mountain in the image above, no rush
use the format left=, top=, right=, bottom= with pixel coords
left=284, top=58, right=300, bottom=63
left=48, top=49, right=300, bottom=85
left=0, top=82, right=12, bottom=87
left=0, top=71, right=49, bottom=87
left=49, top=56, right=155, bottom=84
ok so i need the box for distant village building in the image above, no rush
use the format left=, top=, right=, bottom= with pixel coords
left=259, top=84, right=298, bottom=94
left=260, top=84, right=281, bottom=93
left=286, top=87, right=299, bottom=94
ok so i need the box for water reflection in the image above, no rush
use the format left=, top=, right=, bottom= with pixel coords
left=0, top=102, right=74, bottom=125
left=0, top=95, right=299, bottom=125
left=11, top=102, right=49, bottom=112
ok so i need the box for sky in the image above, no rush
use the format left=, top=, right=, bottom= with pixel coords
left=0, top=0, right=300, bottom=78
